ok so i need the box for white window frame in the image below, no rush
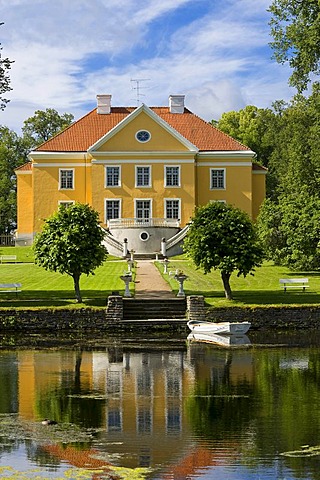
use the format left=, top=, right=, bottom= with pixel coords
left=164, top=198, right=181, bottom=221
left=105, top=198, right=122, bottom=223
left=58, top=200, right=75, bottom=207
left=105, top=165, right=121, bottom=187
left=164, top=165, right=180, bottom=187
left=210, top=168, right=226, bottom=190
left=134, top=198, right=153, bottom=220
left=135, top=166, right=151, bottom=188
left=59, top=168, right=75, bottom=190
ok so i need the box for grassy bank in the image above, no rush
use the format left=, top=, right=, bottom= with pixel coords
left=156, top=258, right=320, bottom=307
left=0, top=247, right=130, bottom=308
left=0, top=247, right=320, bottom=308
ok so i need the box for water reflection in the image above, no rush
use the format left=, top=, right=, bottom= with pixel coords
left=1, top=332, right=320, bottom=479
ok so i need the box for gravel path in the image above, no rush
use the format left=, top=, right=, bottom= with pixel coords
left=135, top=260, right=175, bottom=298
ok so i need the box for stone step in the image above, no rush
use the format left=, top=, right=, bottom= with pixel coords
left=123, top=298, right=186, bottom=320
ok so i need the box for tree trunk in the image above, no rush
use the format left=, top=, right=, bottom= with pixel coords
left=221, top=271, right=233, bottom=300
left=73, top=274, right=82, bottom=303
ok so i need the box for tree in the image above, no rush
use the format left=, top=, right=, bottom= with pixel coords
left=0, top=23, right=13, bottom=110
left=22, top=108, right=74, bottom=147
left=183, top=202, right=264, bottom=300
left=269, top=0, right=320, bottom=92
left=0, top=127, right=30, bottom=233
left=257, top=192, right=320, bottom=271
left=33, top=203, right=108, bottom=303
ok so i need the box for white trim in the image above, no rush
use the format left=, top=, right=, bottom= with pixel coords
left=210, top=168, right=226, bottom=190
left=253, top=170, right=268, bottom=175
left=105, top=198, right=122, bottom=224
left=59, top=168, right=75, bottom=190
left=15, top=170, right=32, bottom=175
left=198, top=162, right=252, bottom=167
left=164, top=165, right=181, bottom=187
left=164, top=198, right=181, bottom=221
left=33, top=163, right=92, bottom=167
left=198, top=150, right=255, bottom=158
left=58, top=200, right=75, bottom=206
left=90, top=151, right=196, bottom=158
left=92, top=158, right=193, bottom=164
left=88, top=104, right=198, bottom=153
left=134, top=198, right=153, bottom=219
left=135, top=165, right=151, bottom=188
left=29, top=152, right=88, bottom=160
left=105, top=165, right=121, bottom=187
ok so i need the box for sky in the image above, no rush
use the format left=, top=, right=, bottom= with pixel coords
left=0, top=0, right=295, bottom=133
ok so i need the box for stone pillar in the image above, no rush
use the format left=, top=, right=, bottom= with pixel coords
left=186, top=295, right=207, bottom=321
left=106, top=294, right=123, bottom=321
left=123, top=238, right=128, bottom=258
left=161, top=238, right=166, bottom=257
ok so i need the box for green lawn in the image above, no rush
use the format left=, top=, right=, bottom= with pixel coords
left=0, top=250, right=131, bottom=307
left=0, top=247, right=320, bottom=308
left=156, top=258, right=320, bottom=307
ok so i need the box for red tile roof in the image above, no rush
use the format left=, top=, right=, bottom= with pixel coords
left=15, top=162, right=32, bottom=172
left=36, top=107, right=251, bottom=153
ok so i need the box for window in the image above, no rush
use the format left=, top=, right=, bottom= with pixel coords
left=210, top=168, right=225, bottom=189
left=106, top=199, right=120, bottom=221
left=59, top=169, right=74, bottom=189
left=165, top=166, right=180, bottom=187
left=136, top=166, right=151, bottom=187
left=106, top=166, right=120, bottom=187
left=58, top=201, right=75, bottom=208
left=135, top=200, right=151, bottom=220
left=165, top=199, right=180, bottom=220
left=135, top=130, right=151, bottom=143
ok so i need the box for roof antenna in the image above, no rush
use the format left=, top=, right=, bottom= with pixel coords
left=131, top=78, right=150, bottom=106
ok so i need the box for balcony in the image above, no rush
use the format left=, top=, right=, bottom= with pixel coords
left=107, top=218, right=180, bottom=229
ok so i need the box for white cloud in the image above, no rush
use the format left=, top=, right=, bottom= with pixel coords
left=0, top=0, right=294, bottom=132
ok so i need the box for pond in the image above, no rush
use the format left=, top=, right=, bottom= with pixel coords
left=1, top=330, right=320, bottom=480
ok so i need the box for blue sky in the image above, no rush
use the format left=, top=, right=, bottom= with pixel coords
left=0, top=0, right=295, bottom=133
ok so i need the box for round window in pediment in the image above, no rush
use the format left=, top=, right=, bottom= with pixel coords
left=136, top=130, right=151, bottom=143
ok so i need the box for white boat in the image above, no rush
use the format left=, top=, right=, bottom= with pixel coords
left=187, top=319, right=251, bottom=335
left=187, top=332, right=251, bottom=347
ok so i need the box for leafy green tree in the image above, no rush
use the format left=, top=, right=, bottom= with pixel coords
left=216, top=105, right=277, bottom=167
left=269, top=0, right=320, bottom=91
left=257, top=193, right=320, bottom=271
left=0, top=23, right=13, bottom=110
left=0, top=127, right=30, bottom=233
left=34, top=203, right=107, bottom=303
left=183, top=202, right=264, bottom=299
left=22, top=108, right=74, bottom=147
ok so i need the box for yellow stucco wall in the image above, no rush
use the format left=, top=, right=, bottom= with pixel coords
left=97, top=111, right=191, bottom=152
left=32, top=159, right=91, bottom=231
left=252, top=172, right=266, bottom=220
left=16, top=172, right=34, bottom=238
left=196, top=162, right=253, bottom=217
left=91, top=160, right=195, bottom=226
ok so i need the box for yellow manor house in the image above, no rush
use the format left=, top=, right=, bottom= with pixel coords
left=15, top=94, right=266, bottom=256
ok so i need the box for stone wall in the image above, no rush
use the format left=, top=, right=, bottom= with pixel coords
left=0, top=296, right=319, bottom=332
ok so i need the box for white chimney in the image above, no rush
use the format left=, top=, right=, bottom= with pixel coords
left=96, top=94, right=112, bottom=114
left=169, top=95, right=185, bottom=114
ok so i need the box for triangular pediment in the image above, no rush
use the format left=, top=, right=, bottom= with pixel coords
left=88, top=104, right=198, bottom=153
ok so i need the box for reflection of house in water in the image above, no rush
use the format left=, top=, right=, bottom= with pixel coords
left=93, top=348, right=194, bottom=468
left=14, top=344, right=255, bottom=473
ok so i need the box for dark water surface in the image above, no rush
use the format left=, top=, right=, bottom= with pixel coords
left=1, top=330, right=320, bottom=479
